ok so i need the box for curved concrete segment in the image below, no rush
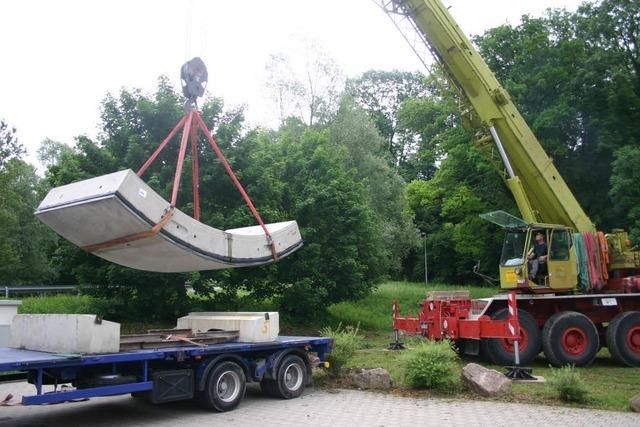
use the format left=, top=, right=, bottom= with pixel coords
left=34, top=169, right=303, bottom=272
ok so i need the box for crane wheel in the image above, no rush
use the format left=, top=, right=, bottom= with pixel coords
left=542, top=311, right=599, bottom=367
left=606, top=311, right=640, bottom=367
left=481, top=308, right=541, bottom=365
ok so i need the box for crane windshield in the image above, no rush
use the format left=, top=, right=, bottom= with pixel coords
left=500, top=230, right=527, bottom=266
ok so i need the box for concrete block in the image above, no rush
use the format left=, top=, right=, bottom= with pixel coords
left=10, top=314, right=120, bottom=354
left=0, top=325, right=11, bottom=347
left=0, top=300, right=21, bottom=324
left=177, top=312, right=279, bottom=342
left=0, top=300, right=21, bottom=348
left=35, top=169, right=303, bottom=272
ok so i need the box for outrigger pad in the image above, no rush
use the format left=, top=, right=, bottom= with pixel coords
left=35, top=170, right=303, bottom=272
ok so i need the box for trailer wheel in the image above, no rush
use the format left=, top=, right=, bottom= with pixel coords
left=261, top=354, right=307, bottom=399
left=542, top=311, right=599, bottom=367
left=197, top=361, right=246, bottom=411
left=606, top=311, right=640, bottom=367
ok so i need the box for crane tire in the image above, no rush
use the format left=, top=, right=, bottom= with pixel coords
left=606, top=311, right=640, bottom=367
left=542, top=311, right=599, bottom=367
left=481, top=308, right=541, bottom=366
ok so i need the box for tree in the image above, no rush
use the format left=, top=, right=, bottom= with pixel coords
left=474, top=1, right=640, bottom=231
left=348, top=70, right=432, bottom=175
left=265, top=42, right=344, bottom=127
left=37, top=138, right=74, bottom=168
left=610, top=145, right=640, bottom=241
left=43, top=79, right=207, bottom=320
left=43, top=78, right=395, bottom=320
left=328, top=98, right=420, bottom=275
left=265, top=53, right=306, bottom=124
left=0, top=124, right=56, bottom=284
left=0, top=119, right=25, bottom=170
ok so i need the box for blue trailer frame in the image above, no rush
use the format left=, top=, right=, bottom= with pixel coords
left=0, top=336, right=332, bottom=406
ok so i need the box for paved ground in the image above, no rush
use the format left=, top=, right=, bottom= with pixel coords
left=0, top=381, right=638, bottom=427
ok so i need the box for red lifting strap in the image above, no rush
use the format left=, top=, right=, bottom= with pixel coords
left=136, top=109, right=278, bottom=261
left=82, top=208, right=175, bottom=253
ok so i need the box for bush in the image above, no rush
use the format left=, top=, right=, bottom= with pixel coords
left=18, top=295, right=106, bottom=315
left=319, top=323, right=364, bottom=377
left=402, top=340, right=459, bottom=391
left=548, top=365, right=589, bottom=403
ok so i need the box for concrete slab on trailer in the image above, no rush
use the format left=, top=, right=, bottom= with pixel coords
left=177, top=312, right=279, bottom=342
left=10, top=314, right=121, bottom=354
left=35, top=169, right=303, bottom=272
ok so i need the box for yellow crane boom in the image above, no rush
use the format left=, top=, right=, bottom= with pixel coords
left=378, top=0, right=595, bottom=232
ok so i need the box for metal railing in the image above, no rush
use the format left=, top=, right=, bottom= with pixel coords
left=2, top=285, right=81, bottom=298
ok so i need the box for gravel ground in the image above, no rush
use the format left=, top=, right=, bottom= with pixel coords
left=0, top=381, right=638, bottom=427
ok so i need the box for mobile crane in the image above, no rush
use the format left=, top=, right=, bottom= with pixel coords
left=381, top=0, right=640, bottom=367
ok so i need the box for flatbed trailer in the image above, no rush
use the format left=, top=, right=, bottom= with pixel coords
left=0, top=336, right=332, bottom=411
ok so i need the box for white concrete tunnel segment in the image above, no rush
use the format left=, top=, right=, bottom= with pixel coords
left=35, top=169, right=303, bottom=272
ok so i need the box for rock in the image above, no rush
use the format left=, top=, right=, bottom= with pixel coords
left=630, top=395, right=640, bottom=412
left=461, top=363, right=512, bottom=397
left=349, top=368, right=393, bottom=390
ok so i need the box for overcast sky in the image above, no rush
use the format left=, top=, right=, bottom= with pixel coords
left=0, top=0, right=584, bottom=168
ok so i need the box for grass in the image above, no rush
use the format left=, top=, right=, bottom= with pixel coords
left=325, top=281, right=640, bottom=412
left=503, top=350, right=640, bottom=411
left=15, top=295, right=171, bottom=334
left=17, top=294, right=104, bottom=315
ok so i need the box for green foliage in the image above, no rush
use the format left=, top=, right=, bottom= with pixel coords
left=40, top=78, right=406, bottom=321
left=319, top=323, right=364, bottom=377
left=402, top=340, right=459, bottom=391
left=18, top=295, right=108, bottom=315
left=548, top=365, right=590, bottom=403
left=0, top=119, right=25, bottom=169
left=0, top=124, right=57, bottom=285
left=404, top=144, right=510, bottom=283
left=610, top=146, right=640, bottom=242
left=474, top=1, right=640, bottom=231
left=348, top=70, right=433, bottom=178
left=330, top=99, right=420, bottom=275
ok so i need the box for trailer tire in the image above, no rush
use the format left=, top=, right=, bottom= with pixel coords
left=542, top=311, right=599, bottom=367
left=606, top=311, right=640, bottom=367
left=481, top=308, right=541, bottom=366
left=197, top=361, right=246, bottom=411
left=262, top=355, right=307, bottom=399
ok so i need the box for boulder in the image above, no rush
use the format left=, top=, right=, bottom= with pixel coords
left=461, top=363, right=512, bottom=397
left=630, top=395, right=640, bottom=412
left=349, top=368, right=392, bottom=390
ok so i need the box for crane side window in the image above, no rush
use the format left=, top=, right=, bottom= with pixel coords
left=549, top=229, right=570, bottom=261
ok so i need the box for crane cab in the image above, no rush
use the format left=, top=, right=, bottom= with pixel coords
left=481, top=211, right=578, bottom=292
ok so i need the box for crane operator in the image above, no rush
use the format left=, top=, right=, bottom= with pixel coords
left=528, top=232, right=548, bottom=280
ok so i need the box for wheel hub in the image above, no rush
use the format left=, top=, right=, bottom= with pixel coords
left=284, top=363, right=303, bottom=391
left=562, top=327, right=587, bottom=355
left=628, top=326, right=640, bottom=355
left=216, top=370, right=240, bottom=403
left=500, top=327, right=529, bottom=353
